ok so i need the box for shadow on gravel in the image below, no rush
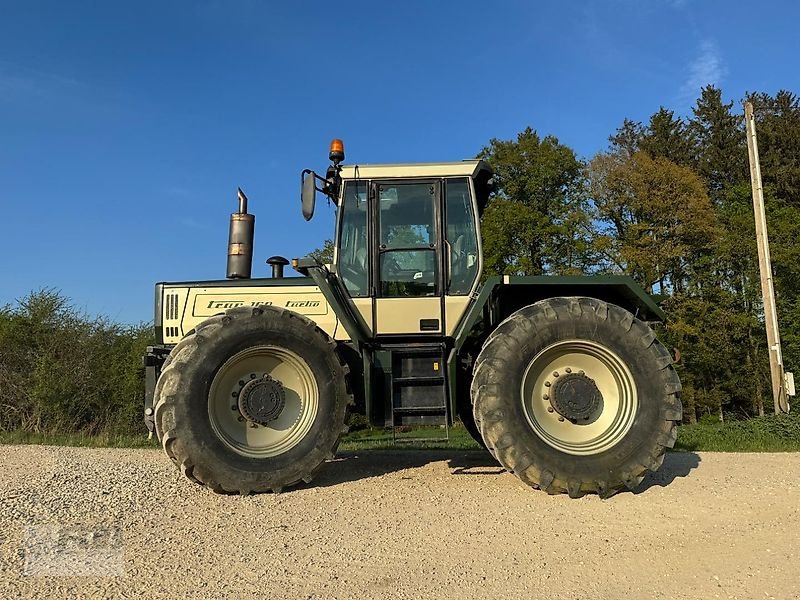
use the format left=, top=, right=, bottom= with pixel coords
left=636, top=452, right=701, bottom=494
left=307, top=449, right=502, bottom=489
left=305, top=449, right=701, bottom=494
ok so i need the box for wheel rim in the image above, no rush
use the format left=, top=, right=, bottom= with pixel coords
left=208, top=346, right=319, bottom=458
left=520, top=340, right=638, bottom=456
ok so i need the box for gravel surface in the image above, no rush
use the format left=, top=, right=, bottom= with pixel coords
left=0, top=446, right=799, bottom=599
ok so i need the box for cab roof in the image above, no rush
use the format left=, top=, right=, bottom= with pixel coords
left=338, top=159, right=492, bottom=180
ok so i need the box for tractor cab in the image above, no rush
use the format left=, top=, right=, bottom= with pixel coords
left=300, top=141, right=494, bottom=338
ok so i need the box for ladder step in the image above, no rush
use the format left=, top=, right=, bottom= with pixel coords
left=393, top=376, right=445, bottom=385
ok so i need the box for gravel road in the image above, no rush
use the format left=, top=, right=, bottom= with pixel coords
left=0, top=446, right=799, bottom=599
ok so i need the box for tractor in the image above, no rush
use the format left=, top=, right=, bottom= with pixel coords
left=143, top=140, right=682, bottom=497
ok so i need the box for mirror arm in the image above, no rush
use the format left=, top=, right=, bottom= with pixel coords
left=302, top=168, right=341, bottom=204
left=323, top=164, right=342, bottom=202
left=301, top=169, right=328, bottom=192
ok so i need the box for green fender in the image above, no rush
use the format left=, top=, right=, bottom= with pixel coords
left=447, top=275, right=667, bottom=418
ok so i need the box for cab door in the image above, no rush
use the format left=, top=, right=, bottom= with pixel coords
left=372, top=180, right=444, bottom=335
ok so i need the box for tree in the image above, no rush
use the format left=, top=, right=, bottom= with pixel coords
left=689, top=85, right=747, bottom=200
left=639, top=107, right=695, bottom=167
left=308, top=239, right=334, bottom=265
left=609, top=118, right=645, bottom=157
left=610, top=108, right=694, bottom=166
left=480, top=199, right=544, bottom=275
left=586, top=151, right=717, bottom=293
left=747, top=90, right=800, bottom=204
left=478, top=127, right=590, bottom=275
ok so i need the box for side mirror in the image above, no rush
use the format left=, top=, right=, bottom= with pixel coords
left=301, top=170, right=317, bottom=221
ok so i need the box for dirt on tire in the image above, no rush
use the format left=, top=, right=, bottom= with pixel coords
left=1, top=445, right=799, bottom=599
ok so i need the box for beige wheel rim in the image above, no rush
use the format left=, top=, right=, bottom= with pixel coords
left=208, top=346, right=319, bottom=458
left=520, top=340, right=638, bottom=456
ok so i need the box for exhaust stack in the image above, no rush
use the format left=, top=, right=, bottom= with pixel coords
left=226, top=188, right=255, bottom=279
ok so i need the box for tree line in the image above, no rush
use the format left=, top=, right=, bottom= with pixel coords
left=0, top=289, right=151, bottom=434
left=479, top=86, right=800, bottom=422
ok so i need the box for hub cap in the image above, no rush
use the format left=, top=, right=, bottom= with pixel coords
left=238, top=375, right=286, bottom=425
left=520, top=340, right=638, bottom=456
left=208, top=346, right=319, bottom=458
left=550, top=372, right=603, bottom=422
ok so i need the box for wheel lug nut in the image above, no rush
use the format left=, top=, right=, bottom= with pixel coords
left=231, top=391, right=238, bottom=397
left=543, top=394, right=549, bottom=401
left=544, top=381, right=551, bottom=388
left=558, top=416, right=565, bottom=422
left=547, top=407, right=554, bottom=413
left=249, top=422, right=258, bottom=428
left=565, top=368, right=572, bottom=373
left=231, top=405, right=238, bottom=411
left=238, top=380, right=245, bottom=386
left=250, top=373, right=257, bottom=379
left=237, top=416, right=244, bottom=422
left=552, top=371, right=559, bottom=377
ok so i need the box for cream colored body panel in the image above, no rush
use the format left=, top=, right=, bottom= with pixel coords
left=351, top=297, right=373, bottom=337
left=375, top=297, right=442, bottom=335
left=161, top=284, right=343, bottom=344
left=444, top=296, right=472, bottom=337
left=161, top=283, right=475, bottom=344
left=339, top=160, right=484, bottom=181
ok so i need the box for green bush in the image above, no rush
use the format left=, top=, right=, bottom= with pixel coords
left=0, top=289, right=153, bottom=435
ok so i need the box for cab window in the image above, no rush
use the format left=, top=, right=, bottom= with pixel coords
left=378, top=182, right=438, bottom=297
left=445, top=178, right=479, bottom=295
left=336, top=181, right=369, bottom=297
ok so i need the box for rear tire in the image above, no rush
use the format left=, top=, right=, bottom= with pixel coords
left=471, top=297, right=681, bottom=497
left=154, top=306, right=351, bottom=494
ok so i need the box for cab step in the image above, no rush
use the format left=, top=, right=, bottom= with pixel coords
left=384, top=343, right=450, bottom=444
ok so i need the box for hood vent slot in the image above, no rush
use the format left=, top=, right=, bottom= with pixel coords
left=166, top=293, right=179, bottom=321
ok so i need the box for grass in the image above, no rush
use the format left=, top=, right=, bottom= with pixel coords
left=340, top=424, right=480, bottom=451
left=673, top=411, right=800, bottom=452
left=0, top=430, right=158, bottom=449
left=0, top=425, right=481, bottom=451
left=347, top=413, right=800, bottom=453
left=3, top=411, right=800, bottom=452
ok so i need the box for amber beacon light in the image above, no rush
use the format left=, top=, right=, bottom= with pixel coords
left=329, top=138, right=345, bottom=163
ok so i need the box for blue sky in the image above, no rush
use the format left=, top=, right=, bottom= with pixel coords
left=1, top=0, right=798, bottom=324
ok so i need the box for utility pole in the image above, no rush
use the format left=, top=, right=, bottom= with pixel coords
left=744, top=101, right=792, bottom=413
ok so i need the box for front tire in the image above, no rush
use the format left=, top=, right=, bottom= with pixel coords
left=471, top=297, right=681, bottom=497
left=154, top=306, right=351, bottom=494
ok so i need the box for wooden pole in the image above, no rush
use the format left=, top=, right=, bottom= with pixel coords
left=744, top=101, right=789, bottom=413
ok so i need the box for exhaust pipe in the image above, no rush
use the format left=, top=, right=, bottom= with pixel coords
left=226, top=188, right=255, bottom=279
